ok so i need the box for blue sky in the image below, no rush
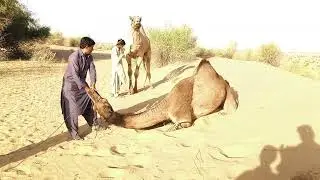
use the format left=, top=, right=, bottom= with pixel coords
left=20, top=0, right=320, bottom=52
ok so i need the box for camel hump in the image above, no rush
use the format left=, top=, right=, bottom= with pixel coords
left=193, top=58, right=218, bottom=77
left=192, top=58, right=227, bottom=117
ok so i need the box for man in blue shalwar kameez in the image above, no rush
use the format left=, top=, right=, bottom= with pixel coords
left=60, top=37, right=98, bottom=140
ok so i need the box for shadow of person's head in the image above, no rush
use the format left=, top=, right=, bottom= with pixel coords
left=259, top=145, right=278, bottom=167
left=297, top=125, right=315, bottom=144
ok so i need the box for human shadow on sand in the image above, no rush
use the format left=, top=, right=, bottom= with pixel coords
left=0, top=124, right=93, bottom=168
left=235, top=124, right=320, bottom=180
left=235, top=145, right=279, bottom=180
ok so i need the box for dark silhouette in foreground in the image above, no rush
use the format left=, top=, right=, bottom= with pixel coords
left=235, top=145, right=279, bottom=180
left=235, top=124, right=320, bottom=180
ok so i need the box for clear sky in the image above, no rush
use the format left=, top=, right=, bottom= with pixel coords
left=20, top=0, right=320, bottom=52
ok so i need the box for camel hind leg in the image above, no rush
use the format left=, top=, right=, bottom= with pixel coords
left=166, top=105, right=193, bottom=132
left=143, top=50, right=152, bottom=89
left=167, top=113, right=193, bottom=132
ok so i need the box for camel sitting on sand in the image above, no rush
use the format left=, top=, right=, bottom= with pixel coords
left=106, top=58, right=239, bottom=131
left=125, top=16, right=152, bottom=95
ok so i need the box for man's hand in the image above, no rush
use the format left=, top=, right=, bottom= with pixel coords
left=84, top=85, right=91, bottom=93
left=91, top=83, right=96, bottom=90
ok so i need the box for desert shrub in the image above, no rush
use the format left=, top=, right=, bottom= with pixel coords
left=0, top=0, right=26, bottom=31
left=224, top=41, right=237, bottom=59
left=233, top=49, right=254, bottom=61
left=18, top=40, right=56, bottom=62
left=148, top=25, right=197, bottom=67
left=47, top=32, right=65, bottom=46
left=0, top=0, right=51, bottom=60
left=203, top=41, right=237, bottom=59
left=66, top=37, right=81, bottom=47
left=95, top=42, right=113, bottom=51
left=280, top=53, right=320, bottom=79
left=254, top=43, right=282, bottom=67
left=211, top=48, right=226, bottom=58
left=194, top=47, right=215, bottom=58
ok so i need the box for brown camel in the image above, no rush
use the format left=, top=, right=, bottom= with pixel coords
left=86, top=88, right=114, bottom=123
left=126, top=16, right=152, bottom=94
left=109, top=58, right=239, bottom=131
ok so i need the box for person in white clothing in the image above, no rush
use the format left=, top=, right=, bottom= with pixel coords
left=111, top=39, right=127, bottom=97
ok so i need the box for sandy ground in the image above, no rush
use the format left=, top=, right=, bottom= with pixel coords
left=1, top=56, right=320, bottom=180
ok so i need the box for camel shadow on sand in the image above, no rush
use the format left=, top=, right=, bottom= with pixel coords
left=117, top=94, right=167, bottom=114
left=120, top=64, right=195, bottom=95
left=113, top=93, right=171, bottom=130
left=235, top=124, right=320, bottom=180
left=0, top=124, right=93, bottom=169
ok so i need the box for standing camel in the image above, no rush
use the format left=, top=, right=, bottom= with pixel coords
left=126, top=16, right=152, bottom=94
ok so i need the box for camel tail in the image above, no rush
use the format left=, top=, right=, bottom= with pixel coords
left=120, top=98, right=169, bottom=129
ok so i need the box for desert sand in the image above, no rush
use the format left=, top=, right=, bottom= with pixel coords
left=1, top=55, right=320, bottom=180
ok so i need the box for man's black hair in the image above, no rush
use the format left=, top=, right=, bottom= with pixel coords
left=116, top=39, right=126, bottom=46
left=80, top=37, right=95, bottom=49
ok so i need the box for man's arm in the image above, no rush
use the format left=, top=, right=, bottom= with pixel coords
left=70, top=53, right=88, bottom=90
left=89, top=55, right=97, bottom=88
left=117, top=52, right=125, bottom=63
left=111, top=47, right=124, bottom=64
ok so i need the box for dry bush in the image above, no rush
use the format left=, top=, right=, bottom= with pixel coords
left=232, top=43, right=282, bottom=67
left=65, top=37, right=81, bottom=47
left=47, top=32, right=65, bottom=46
left=255, top=43, right=282, bottom=67
left=233, top=49, right=254, bottom=61
left=18, top=40, right=56, bottom=62
left=194, top=47, right=215, bottom=58
left=280, top=53, right=320, bottom=79
left=95, top=42, right=113, bottom=51
left=211, top=48, right=226, bottom=58
left=224, top=41, right=237, bottom=59
left=148, top=25, right=197, bottom=67
left=199, top=41, right=237, bottom=59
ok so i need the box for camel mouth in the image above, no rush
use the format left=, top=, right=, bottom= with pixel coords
left=132, top=23, right=141, bottom=29
left=106, top=112, right=123, bottom=126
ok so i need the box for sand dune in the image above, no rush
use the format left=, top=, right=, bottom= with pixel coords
left=1, top=57, right=320, bottom=179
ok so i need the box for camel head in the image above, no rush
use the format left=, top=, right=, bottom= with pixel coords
left=86, top=88, right=115, bottom=122
left=129, top=16, right=142, bottom=30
